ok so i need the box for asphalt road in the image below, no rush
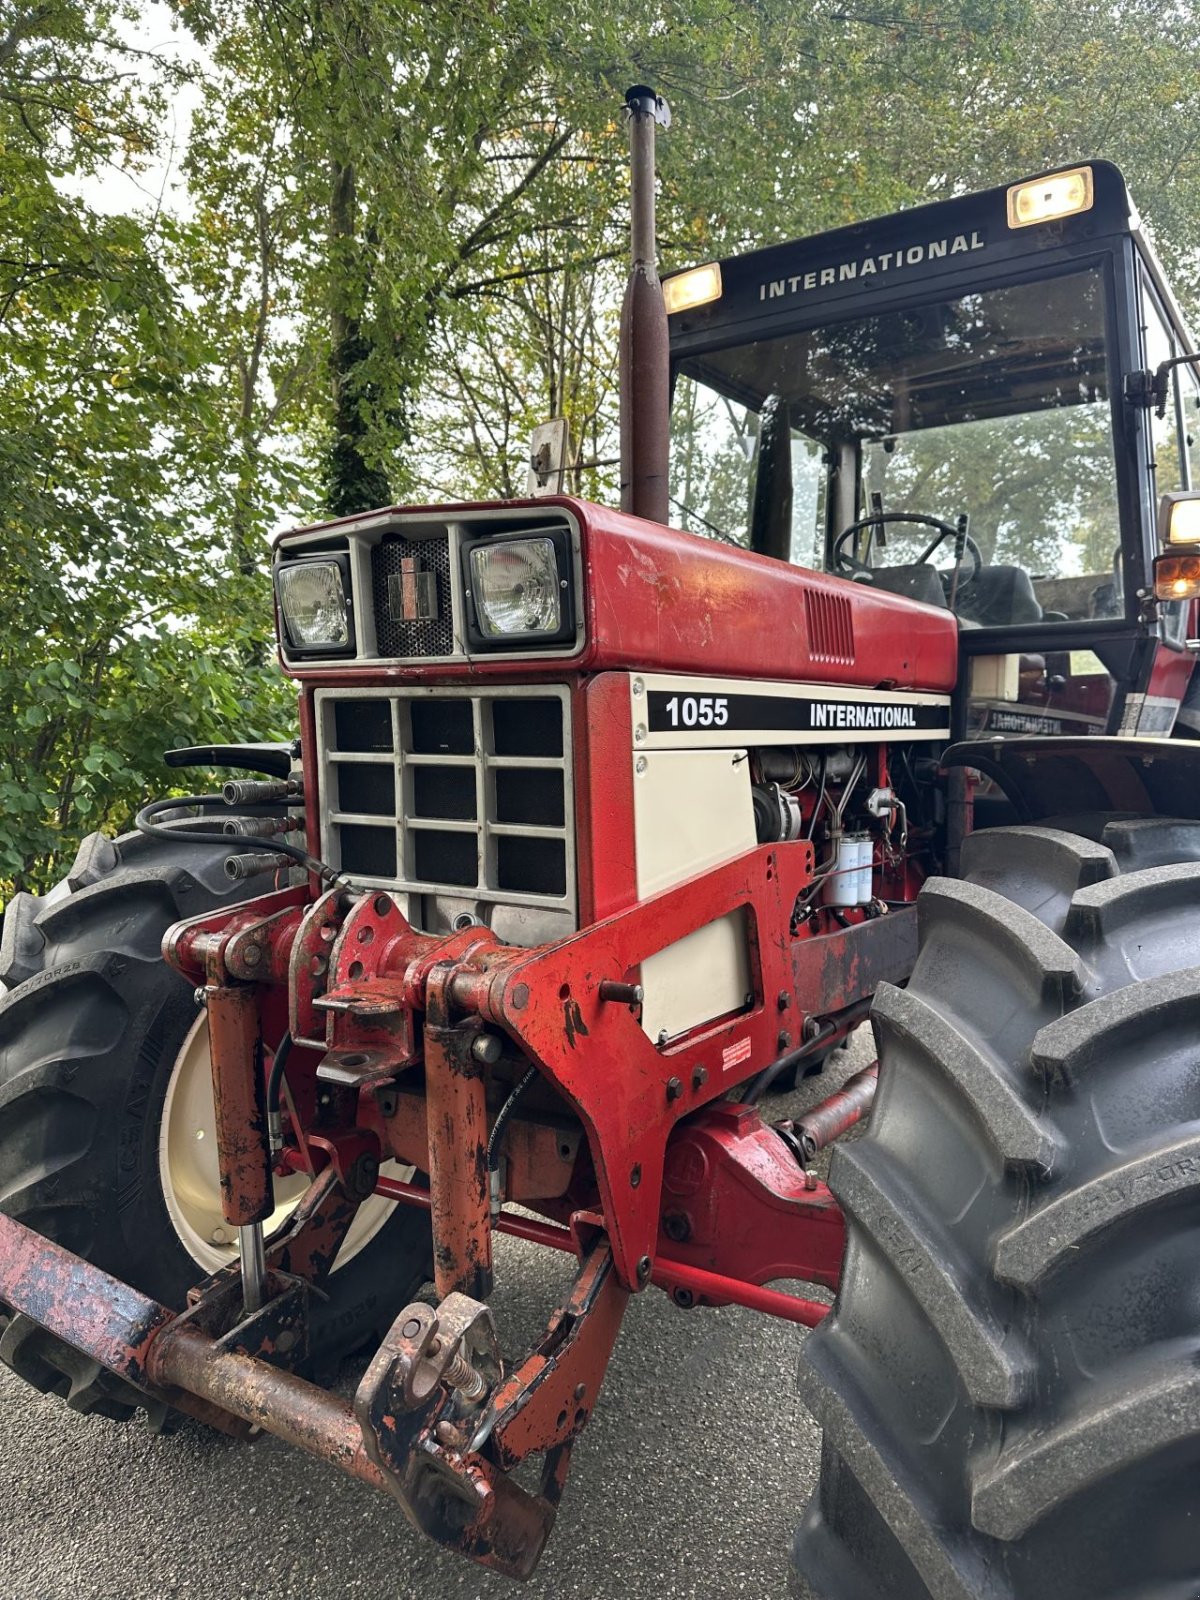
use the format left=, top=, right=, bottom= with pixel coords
left=0, top=1034, right=870, bottom=1600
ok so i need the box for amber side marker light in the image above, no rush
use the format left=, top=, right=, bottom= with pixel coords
left=1154, top=551, right=1200, bottom=602
left=1007, top=167, right=1094, bottom=229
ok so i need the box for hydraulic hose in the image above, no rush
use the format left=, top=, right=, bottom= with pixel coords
left=134, top=794, right=342, bottom=885
left=738, top=996, right=874, bottom=1104
left=486, top=1066, right=538, bottom=1216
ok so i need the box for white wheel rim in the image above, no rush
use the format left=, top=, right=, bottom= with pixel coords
left=158, top=1012, right=403, bottom=1276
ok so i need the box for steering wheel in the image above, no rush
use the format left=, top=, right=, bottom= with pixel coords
left=832, top=512, right=983, bottom=585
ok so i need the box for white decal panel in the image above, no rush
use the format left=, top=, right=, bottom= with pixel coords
left=631, top=673, right=951, bottom=750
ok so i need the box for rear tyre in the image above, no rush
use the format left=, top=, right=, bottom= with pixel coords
left=0, top=826, right=430, bottom=1413
left=791, top=819, right=1200, bottom=1600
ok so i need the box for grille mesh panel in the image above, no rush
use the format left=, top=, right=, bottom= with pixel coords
left=320, top=690, right=575, bottom=921
left=372, top=534, right=454, bottom=657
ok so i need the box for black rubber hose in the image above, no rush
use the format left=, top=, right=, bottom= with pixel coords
left=134, top=794, right=343, bottom=884
left=738, top=997, right=874, bottom=1104
left=266, top=1030, right=293, bottom=1124
left=487, top=1065, right=539, bottom=1177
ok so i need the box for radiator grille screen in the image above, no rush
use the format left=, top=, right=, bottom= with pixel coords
left=319, top=689, right=575, bottom=920
left=371, top=534, right=454, bottom=658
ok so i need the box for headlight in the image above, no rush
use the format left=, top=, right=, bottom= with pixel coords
left=276, top=557, right=354, bottom=655
left=1159, top=490, right=1200, bottom=547
left=461, top=531, right=574, bottom=648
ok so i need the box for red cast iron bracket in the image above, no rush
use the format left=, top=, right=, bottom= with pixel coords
left=354, top=1236, right=627, bottom=1579
left=448, top=840, right=816, bottom=1289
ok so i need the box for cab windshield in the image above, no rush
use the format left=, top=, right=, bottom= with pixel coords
left=669, top=265, right=1123, bottom=627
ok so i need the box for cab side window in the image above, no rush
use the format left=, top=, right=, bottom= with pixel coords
left=1141, top=280, right=1187, bottom=495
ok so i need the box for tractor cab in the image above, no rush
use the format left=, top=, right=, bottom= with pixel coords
left=665, top=162, right=1200, bottom=741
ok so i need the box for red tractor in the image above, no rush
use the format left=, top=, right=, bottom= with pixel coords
left=3, top=93, right=1200, bottom=1600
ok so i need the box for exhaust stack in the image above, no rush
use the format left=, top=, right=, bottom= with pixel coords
left=619, top=85, right=671, bottom=526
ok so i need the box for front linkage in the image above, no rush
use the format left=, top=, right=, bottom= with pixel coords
left=0, top=841, right=865, bottom=1579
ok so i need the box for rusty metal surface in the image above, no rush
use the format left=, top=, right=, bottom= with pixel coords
left=488, top=1241, right=628, bottom=1470
left=454, top=840, right=817, bottom=1289
left=791, top=1064, right=879, bottom=1161
left=355, top=1301, right=555, bottom=1579
left=204, top=983, right=274, bottom=1228
left=150, top=1322, right=388, bottom=1493
left=0, top=1022, right=872, bottom=1600
left=424, top=967, right=493, bottom=1301
left=353, top=1238, right=627, bottom=1579
left=789, top=905, right=917, bottom=1018
left=266, top=1164, right=369, bottom=1283
left=287, top=887, right=351, bottom=1047
left=0, top=1214, right=173, bottom=1386
left=0, top=1211, right=390, bottom=1494
left=376, top=1093, right=579, bottom=1203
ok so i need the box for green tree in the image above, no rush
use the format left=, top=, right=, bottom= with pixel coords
left=0, top=2, right=292, bottom=895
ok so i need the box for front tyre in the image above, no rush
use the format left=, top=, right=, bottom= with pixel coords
left=792, top=817, right=1200, bottom=1600
left=0, top=826, right=430, bottom=1398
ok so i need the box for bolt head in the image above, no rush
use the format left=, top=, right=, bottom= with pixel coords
left=777, top=990, right=791, bottom=1011
left=470, top=1031, right=503, bottom=1065
left=636, top=1254, right=652, bottom=1284
left=777, top=1030, right=791, bottom=1052
left=401, top=1317, right=422, bottom=1339
left=666, top=1075, right=683, bottom=1102
left=691, top=1064, right=708, bottom=1090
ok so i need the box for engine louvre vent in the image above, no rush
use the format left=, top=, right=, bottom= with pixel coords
left=371, top=533, right=454, bottom=658
left=317, top=688, right=575, bottom=925
left=805, top=590, right=855, bottom=665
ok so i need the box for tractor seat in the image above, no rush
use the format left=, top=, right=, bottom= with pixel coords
left=862, top=563, right=948, bottom=609
left=953, top=565, right=1043, bottom=626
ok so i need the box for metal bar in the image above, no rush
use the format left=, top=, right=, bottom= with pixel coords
left=0, top=1212, right=389, bottom=1493
left=373, top=1176, right=831, bottom=1326
left=618, top=85, right=669, bottom=525
left=422, top=973, right=493, bottom=1300
left=238, top=1223, right=268, bottom=1314
left=204, top=983, right=273, bottom=1227
left=651, top=1262, right=830, bottom=1328
left=0, top=1213, right=173, bottom=1383
left=148, top=1323, right=388, bottom=1494
left=375, top=1175, right=572, bottom=1254
left=792, top=1064, right=879, bottom=1160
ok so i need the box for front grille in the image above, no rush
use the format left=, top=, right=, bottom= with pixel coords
left=372, top=533, right=454, bottom=657
left=805, top=589, right=855, bottom=665
left=317, top=688, right=575, bottom=921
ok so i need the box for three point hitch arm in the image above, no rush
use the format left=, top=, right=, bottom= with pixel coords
left=0, top=842, right=891, bottom=1578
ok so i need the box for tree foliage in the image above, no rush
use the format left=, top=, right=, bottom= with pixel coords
left=3, top=0, right=1200, bottom=899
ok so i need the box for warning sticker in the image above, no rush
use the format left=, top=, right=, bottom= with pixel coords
left=722, top=1037, right=753, bottom=1073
